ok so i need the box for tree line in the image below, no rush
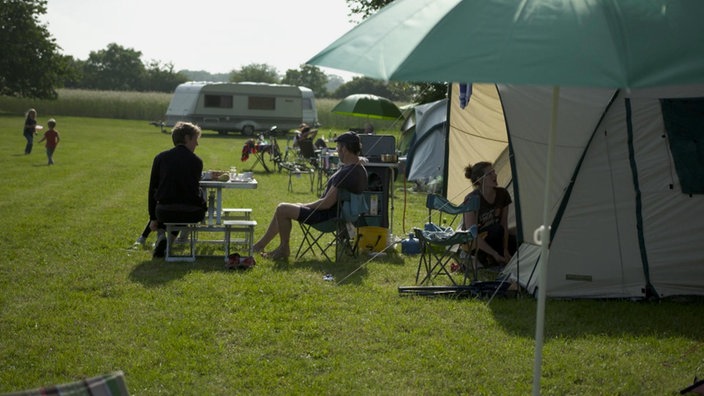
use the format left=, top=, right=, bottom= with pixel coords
left=1, top=0, right=443, bottom=103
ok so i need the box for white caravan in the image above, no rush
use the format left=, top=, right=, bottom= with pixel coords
left=165, top=82, right=318, bottom=135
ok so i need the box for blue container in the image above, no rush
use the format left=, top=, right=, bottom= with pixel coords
left=401, top=233, right=421, bottom=255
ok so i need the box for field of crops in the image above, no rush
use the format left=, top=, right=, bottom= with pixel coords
left=0, top=90, right=403, bottom=133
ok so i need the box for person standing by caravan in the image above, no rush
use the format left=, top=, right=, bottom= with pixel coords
left=23, top=108, right=40, bottom=155
left=38, top=118, right=60, bottom=165
left=462, top=161, right=516, bottom=267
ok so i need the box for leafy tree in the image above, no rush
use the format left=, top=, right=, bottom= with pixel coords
left=345, top=0, right=394, bottom=20
left=82, top=43, right=146, bottom=91
left=412, top=82, right=448, bottom=104
left=282, top=65, right=329, bottom=97
left=386, top=81, right=416, bottom=103
left=179, top=70, right=229, bottom=82
left=333, top=76, right=395, bottom=99
left=230, top=63, right=280, bottom=83
left=143, top=60, right=187, bottom=92
left=0, top=0, right=66, bottom=99
left=56, top=55, right=84, bottom=89
left=325, top=75, right=345, bottom=96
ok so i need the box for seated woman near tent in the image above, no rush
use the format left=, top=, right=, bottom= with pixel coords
left=252, top=131, right=367, bottom=260
left=462, top=161, right=516, bottom=267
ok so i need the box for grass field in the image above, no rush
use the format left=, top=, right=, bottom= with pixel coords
left=1, top=114, right=703, bottom=395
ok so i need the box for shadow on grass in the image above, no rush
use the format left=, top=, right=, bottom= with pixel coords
left=128, top=257, right=229, bottom=287
left=485, top=293, right=704, bottom=340
left=396, top=270, right=704, bottom=340
left=268, top=256, right=369, bottom=286
left=271, top=249, right=405, bottom=285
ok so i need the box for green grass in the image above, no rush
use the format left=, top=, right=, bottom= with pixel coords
left=1, top=114, right=703, bottom=395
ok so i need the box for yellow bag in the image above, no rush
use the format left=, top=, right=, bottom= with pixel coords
left=356, top=226, right=388, bottom=253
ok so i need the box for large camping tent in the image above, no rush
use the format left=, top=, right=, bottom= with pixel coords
left=447, top=83, right=704, bottom=299
left=403, top=99, right=448, bottom=182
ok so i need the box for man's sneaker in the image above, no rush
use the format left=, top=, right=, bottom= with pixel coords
left=134, top=236, right=147, bottom=246
left=153, top=233, right=167, bottom=258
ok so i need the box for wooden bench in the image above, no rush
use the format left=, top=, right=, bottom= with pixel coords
left=223, top=220, right=258, bottom=257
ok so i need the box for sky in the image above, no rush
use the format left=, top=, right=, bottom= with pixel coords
left=41, top=0, right=361, bottom=80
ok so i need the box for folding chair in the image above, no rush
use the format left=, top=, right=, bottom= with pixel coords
left=414, top=193, right=479, bottom=286
left=295, top=189, right=369, bottom=263
left=278, top=138, right=317, bottom=192
left=297, top=138, right=319, bottom=169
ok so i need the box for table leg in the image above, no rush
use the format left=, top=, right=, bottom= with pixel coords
left=252, top=152, right=272, bottom=173
left=309, top=170, right=314, bottom=193
left=216, top=188, right=223, bottom=224
left=317, top=168, right=323, bottom=195
left=224, top=226, right=231, bottom=263
left=208, top=190, right=216, bottom=225
left=388, top=167, right=395, bottom=240
left=248, top=152, right=261, bottom=172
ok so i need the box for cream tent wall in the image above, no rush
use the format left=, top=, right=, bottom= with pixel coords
left=446, top=84, right=509, bottom=204
left=447, top=83, right=704, bottom=299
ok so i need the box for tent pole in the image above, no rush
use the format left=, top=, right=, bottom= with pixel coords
left=442, top=83, right=453, bottom=198
left=532, top=86, right=559, bottom=396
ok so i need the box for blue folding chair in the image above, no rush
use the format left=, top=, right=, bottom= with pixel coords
left=414, top=193, right=479, bottom=285
left=296, top=189, right=369, bottom=263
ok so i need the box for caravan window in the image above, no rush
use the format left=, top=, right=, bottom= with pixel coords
left=204, top=95, right=233, bottom=108
left=302, top=98, right=313, bottom=110
left=661, top=98, right=704, bottom=194
left=248, top=96, right=276, bottom=110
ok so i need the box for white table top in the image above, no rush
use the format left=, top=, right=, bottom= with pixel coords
left=199, top=179, right=258, bottom=189
left=199, top=179, right=258, bottom=226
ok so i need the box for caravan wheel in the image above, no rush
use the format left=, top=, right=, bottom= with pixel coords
left=241, top=125, right=255, bottom=136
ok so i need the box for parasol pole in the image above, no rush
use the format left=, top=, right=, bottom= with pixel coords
left=532, top=86, right=559, bottom=395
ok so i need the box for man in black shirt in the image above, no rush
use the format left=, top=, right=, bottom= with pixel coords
left=148, top=122, right=207, bottom=258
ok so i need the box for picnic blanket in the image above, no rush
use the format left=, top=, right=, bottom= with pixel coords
left=3, top=371, right=129, bottom=396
